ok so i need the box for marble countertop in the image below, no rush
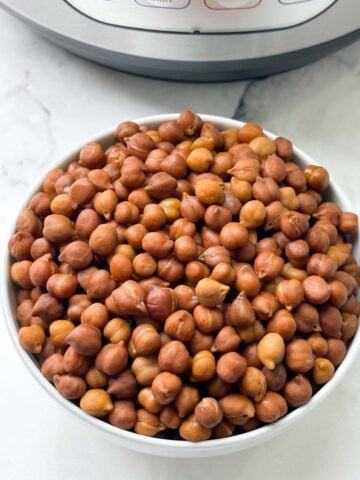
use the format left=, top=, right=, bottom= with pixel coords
left=1, top=7, right=360, bottom=480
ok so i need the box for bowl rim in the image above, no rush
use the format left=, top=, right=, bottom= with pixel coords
left=2, top=113, right=359, bottom=455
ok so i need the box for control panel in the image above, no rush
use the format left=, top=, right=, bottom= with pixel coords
left=65, top=0, right=336, bottom=33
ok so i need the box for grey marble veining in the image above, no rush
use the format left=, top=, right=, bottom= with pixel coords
left=0, top=6, right=360, bottom=480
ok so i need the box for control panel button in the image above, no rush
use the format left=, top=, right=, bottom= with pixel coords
left=278, top=0, right=312, bottom=3
left=205, top=0, right=261, bottom=9
left=135, top=0, right=190, bottom=8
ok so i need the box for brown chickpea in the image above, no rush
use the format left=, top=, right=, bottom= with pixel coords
left=293, top=302, right=320, bottom=334
left=280, top=211, right=309, bottom=240
left=239, top=367, right=267, bottom=402
left=275, top=279, right=304, bottom=311
left=308, top=333, right=329, bottom=357
left=319, top=305, right=342, bottom=339
left=251, top=292, right=279, bottom=320
left=201, top=226, right=220, bottom=248
left=185, top=260, right=210, bottom=284
left=195, top=278, right=230, bottom=308
left=142, top=203, right=166, bottom=230
left=254, top=250, right=285, bottom=281
left=339, top=212, right=358, bottom=234
left=109, top=400, right=136, bottom=430
left=88, top=223, right=117, bottom=256
left=79, top=142, right=105, bottom=169
left=204, top=205, right=232, bottom=231
left=179, top=414, right=212, bottom=442
left=262, top=363, right=287, bottom=392
left=210, top=151, right=233, bottom=178
left=103, top=318, right=131, bottom=344
left=255, top=391, right=288, bottom=423
left=124, top=224, right=148, bottom=250
left=229, top=157, right=260, bottom=183
left=195, top=397, right=223, bottom=429
left=237, top=123, right=263, bottom=143
left=210, top=263, right=236, bottom=287
left=211, top=326, right=241, bottom=354
left=134, top=409, right=165, bottom=437
left=219, top=223, right=249, bottom=250
left=132, top=253, right=156, bottom=278
left=192, top=303, right=223, bottom=333
left=173, top=285, right=198, bottom=312
left=240, top=200, right=266, bottom=229
left=219, top=393, right=255, bottom=425
left=108, top=253, right=133, bottom=282
left=303, top=275, right=331, bottom=304
left=8, top=231, right=34, bottom=261
left=49, top=320, right=75, bottom=348
left=174, top=236, right=198, bottom=263
left=285, top=339, right=314, bottom=373
left=157, top=256, right=184, bottom=283
left=80, top=389, right=114, bottom=417
left=312, top=357, right=335, bottom=385
left=29, top=254, right=57, bottom=288
left=199, top=246, right=231, bottom=268
left=42, top=168, right=65, bottom=194
left=242, top=343, right=262, bottom=369
left=41, top=353, right=66, bottom=382
left=106, top=370, right=137, bottom=400
left=158, top=340, right=190, bottom=375
left=137, top=387, right=162, bottom=414
left=257, top=333, right=285, bottom=370
left=261, top=154, right=286, bottom=183
left=326, top=338, right=346, bottom=366
left=80, top=303, right=108, bottom=329
left=132, top=323, right=161, bottom=356
left=191, top=350, right=216, bottom=382
left=30, top=237, right=56, bottom=260
left=87, top=270, right=116, bottom=299
left=54, top=374, right=87, bottom=400
left=10, top=260, right=34, bottom=288
left=256, top=238, right=281, bottom=256
left=249, top=136, right=276, bottom=157
left=169, top=218, right=196, bottom=240
left=230, top=178, right=252, bottom=202
left=341, top=313, right=358, bottom=342
left=164, top=310, right=194, bottom=342
left=16, top=299, right=34, bottom=327
left=74, top=209, right=101, bottom=239
left=285, top=240, right=310, bottom=267
left=252, top=177, right=280, bottom=205
left=188, top=329, right=214, bottom=355
left=159, top=405, right=182, bottom=429
left=206, top=376, right=231, bottom=399
left=267, top=309, right=297, bottom=341
left=151, top=372, right=182, bottom=405
left=141, top=231, right=173, bottom=259
left=304, top=165, right=329, bottom=193
left=63, top=346, right=91, bottom=375
left=283, top=375, right=312, bottom=407
left=216, top=352, right=247, bottom=384
left=65, top=323, right=102, bottom=356
left=229, top=292, right=256, bottom=328
left=18, top=324, right=46, bottom=353
left=32, top=293, right=64, bottom=322
left=88, top=168, right=113, bottom=190
left=235, top=264, right=261, bottom=297
left=85, top=366, right=108, bottom=389
left=306, top=253, right=337, bottom=280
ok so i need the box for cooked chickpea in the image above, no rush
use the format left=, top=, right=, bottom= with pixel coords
left=9, top=112, right=359, bottom=442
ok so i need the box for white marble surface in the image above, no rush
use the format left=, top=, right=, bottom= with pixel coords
left=1, top=7, right=360, bottom=480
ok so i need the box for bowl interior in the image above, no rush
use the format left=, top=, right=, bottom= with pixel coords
left=2, top=114, right=359, bottom=457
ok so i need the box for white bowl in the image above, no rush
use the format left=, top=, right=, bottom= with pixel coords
left=2, top=114, right=359, bottom=458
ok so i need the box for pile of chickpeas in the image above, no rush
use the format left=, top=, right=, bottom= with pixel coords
left=8, top=112, right=360, bottom=442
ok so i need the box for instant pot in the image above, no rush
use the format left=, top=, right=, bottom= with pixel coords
left=1, top=0, right=359, bottom=81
